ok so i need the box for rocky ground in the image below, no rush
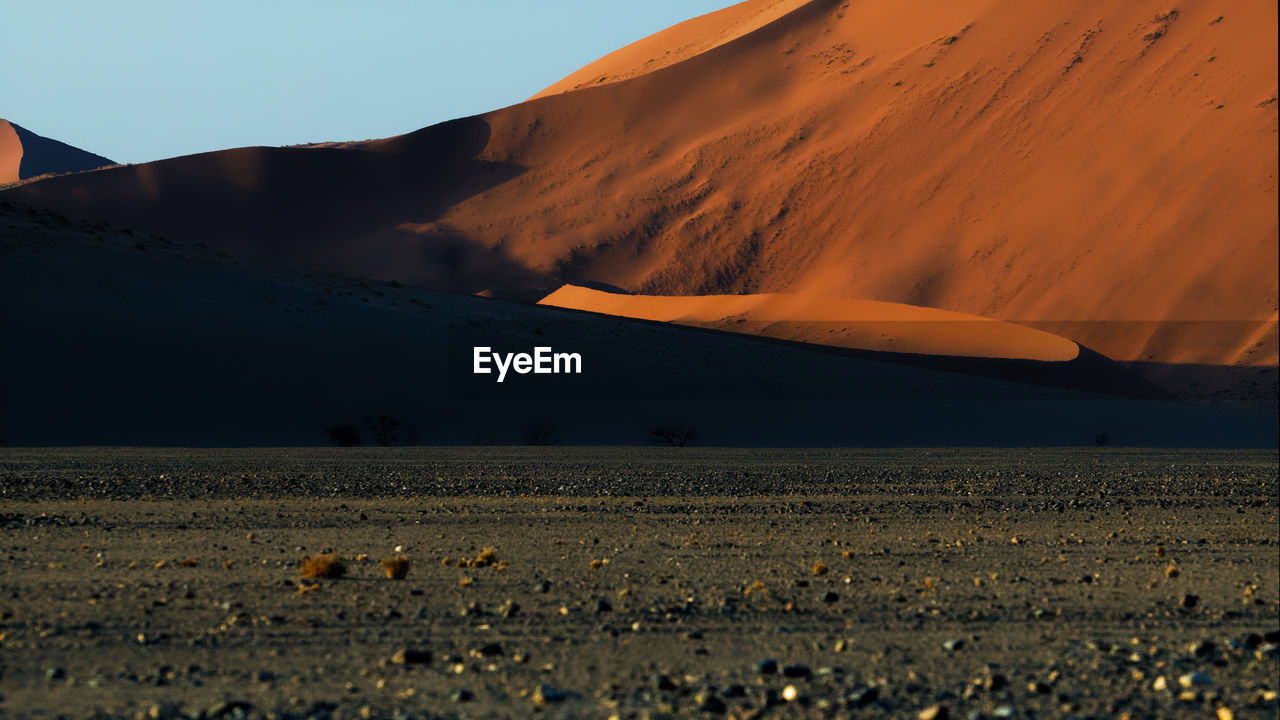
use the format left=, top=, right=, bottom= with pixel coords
left=0, top=447, right=1276, bottom=719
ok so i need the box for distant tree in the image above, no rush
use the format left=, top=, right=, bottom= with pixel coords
left=651, top=427, right=700, bottom=447
left=525, top=422, right=558, bottom=446
left=325, top=424, right=360, bottom=447
left=364, top=415, right=400, bottom=447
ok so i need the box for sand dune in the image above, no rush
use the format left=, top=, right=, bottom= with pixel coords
left=540, top=284, right=1079, bottom=362
left=0, top=121, right=21, bottom=184
left=2, top=0, right=1275, bottom=405
left=0, top=119, right=113, bottom=185
left=530, top=0, right=809, bottom=99
left=5, top=200, right=1271, bottom=446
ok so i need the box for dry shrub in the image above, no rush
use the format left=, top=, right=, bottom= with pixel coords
left=454, top=546, right=501, bottom=569
left=813, top=561, right=828, bottom=576
left=474, top=547, right=497, bottom=567
left=381, top=556, right=410, bottom=580
left=301, top=553, right=346, bottom=579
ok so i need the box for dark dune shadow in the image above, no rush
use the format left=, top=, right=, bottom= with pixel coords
left=1, top=117, right=540, bottom=294
left=1125, top=362, right=1278, bottom=412
left=10, top=122, right=113, bottom=179
left=1016, top=320, right=1278, bottom=411
left=531, top=309, right=1170, bottom=401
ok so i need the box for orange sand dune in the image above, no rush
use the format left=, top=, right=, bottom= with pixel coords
left=3, top=0, right=1276, bottom=393
left=0, top=121, right=23, bottom=184
left=0, top=118, right=113, bottom=184
left=540, top=284, right=1079, bottom=362
left=531, top=0, right=809, bottom=99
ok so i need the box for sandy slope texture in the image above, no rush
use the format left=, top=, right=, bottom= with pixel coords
left=2, top=0, right=1276, bottom=385
left=540, top=284, right=1080, bottom=361
left=0, top=120, right=23, bottom=184
left=530, top=0, right=809, bottom=99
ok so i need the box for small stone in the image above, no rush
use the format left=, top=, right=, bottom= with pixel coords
left=451, top=689, right=473, bottom=702
left=499, top=599, right=520, bottom=617
left=782, top=685, right=799, bottom=702
left=1180, top=594, right=1200, bottom=609
left=697, top=690, right=726, bottom=713
left=653, top=674, right=677, bottom=691
left=919, top=705, right=949, bottom=720
left=848, top=686, right=879, bottom=707
left=754, top=659, right=779, bottom=675
left=206, top=701, right=254, bottom=719
left=46, top=667, right=66, bottom=680
left=595, top=598, right=612, bottom=613
left=1217, top=708, right=1234, bottom=720
left=1190, top=640, right=1216, bottom=656
left=943, top=638, right=966, bottom=652
left=984, top=673, right=1008, bottom=691
left=532, top=684, right=568, bottom=704
left=1179, top=671, right=1212, bottom=688
left=147, top=703, right=182, bottom=720
left=821, top=590, right=839, bottom=603
left=534, top=579, right=552, bottom=593
left=1153, top=676, right=1168, bottom=691
left=477, top=642, right=503, bottom=657
left=390, top=648, right=431, bottom=665
left=782, top=664, right=811, bottom=678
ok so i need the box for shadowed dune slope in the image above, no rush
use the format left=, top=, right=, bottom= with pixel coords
left=0, top=119, right=114, bottom=184
left=540, top=284, right=1080, bottom=361
left=2, top=0, right=1275, bottom=382
left=4, top=200, right=1271, bottom=447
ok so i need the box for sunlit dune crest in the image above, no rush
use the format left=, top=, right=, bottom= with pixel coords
left=540, top=284, right=1081, bottom=362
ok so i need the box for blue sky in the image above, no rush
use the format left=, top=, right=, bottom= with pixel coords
left=2, top=1, right=733, bottom=164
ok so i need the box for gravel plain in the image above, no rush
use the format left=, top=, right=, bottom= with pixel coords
left=0, top=447, right=1276, bottom=719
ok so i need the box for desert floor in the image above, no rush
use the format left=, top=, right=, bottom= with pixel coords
left=0, top=447, right=1276, bottom=719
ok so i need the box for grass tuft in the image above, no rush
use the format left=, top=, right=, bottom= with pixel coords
left=300, top=553, right=346, bottom=579
left=381, top=556, right=410, bottom=579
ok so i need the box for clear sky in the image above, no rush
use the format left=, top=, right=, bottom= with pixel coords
left=1, top=1, right=734, bottom=164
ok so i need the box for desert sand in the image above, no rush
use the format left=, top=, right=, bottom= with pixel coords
left=530, top=0, right=810, bottom=99
left=1, top=5, right=1277, bottom=717
left=3, top=0, right=1274, bottom=397
left=0, top=120, right=22, bottom=184
left=1, top=447, right=1276, bottom=719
